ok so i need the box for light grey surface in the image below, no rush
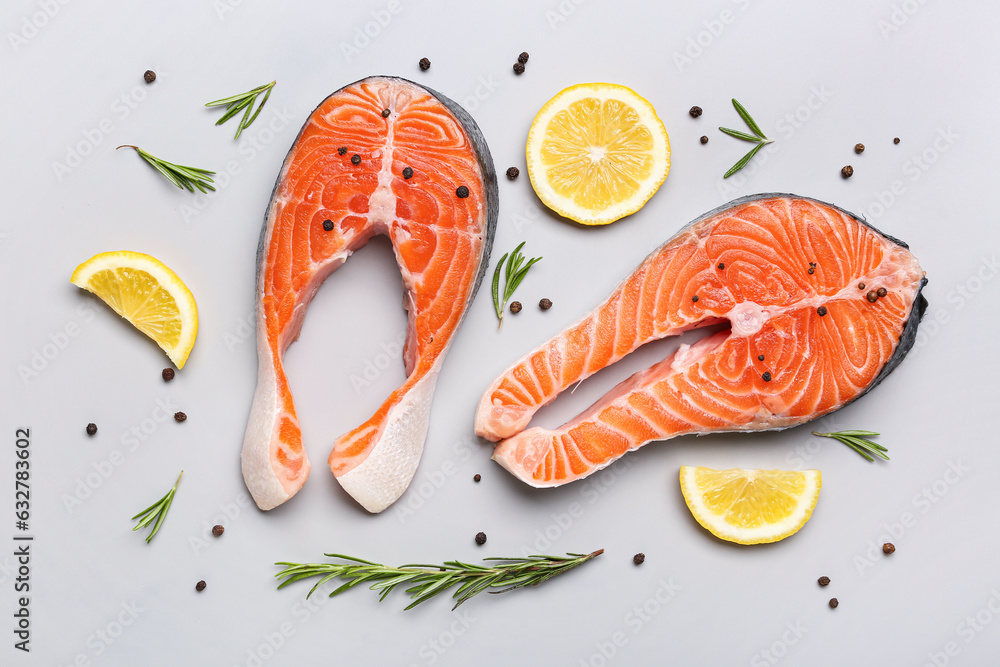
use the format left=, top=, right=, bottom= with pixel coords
left=3, top=1, right=999, bottom=665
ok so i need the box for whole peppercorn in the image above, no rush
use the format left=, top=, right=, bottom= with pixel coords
left=818, top=576, right=831, bottom=587
left=700, top=136, right=709, bottom=144
left=539, top=298, right=552, bottom=310
left=689, top=106, right=703, bottom=118
left=854, top=143, right=865, bottom=154
left=86, top=423, right=98, bottom=436
left=322, top=219, right=334, bottom=231
left=351, top=154, right=361, bottom=165
left=174, top=412, right=187, bottom=422
left=419, top=57, right=431, bottom=71
left=893, top=137, right=901, bottom=144
left=829, top=598, right=839, bottom=609
left=402, top=167, right=414, bottom=179
left=509, top=301, right=522, bottom=314
left=866, top=290, right=879, bottom=303
left=162, top=368, right=175, bottom=381
left=758, top=355, right=765, bottom=361
left=691, top=295, right=699, bottom=302
left=762, top=371, right=772, bottom=382
left=882, top=542, right=895, bottom=555
left=475, top=532, right=487, bottom=545
left=513, top=62, right=525, bottom=75
left=196, top=580, right=207, bottom=592
left=633, top=553, right=645, bottom=565
left=144, top=70, right=156, bottom=83
left=473, top=474, right=481, bottom=482
left=338, top=146, right=347, bottom=155
left=858, top=282, right=866, bottom=290
left=876, top=287, right=887, bottom=298
left=506, top=167, right=520, bottom=180
left=718, top=263, right=725, bottom=270
left=456, top=185, right=470, bottom=198
left=518, top=52, right=530, bottom=64
left=817, top=306, right=828, bottom=316
left=381, top=108, right=391, bottom=118
left=212, top=525, right=225, bottom=537
left=841, top=165, right=854, bottom=179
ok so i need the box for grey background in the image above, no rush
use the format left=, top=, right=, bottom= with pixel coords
left=3, top=0, right=999, bottom=665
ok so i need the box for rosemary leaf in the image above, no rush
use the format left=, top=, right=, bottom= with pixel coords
left=492, top=252, right=508, bottom=322
left=732, top=98, right=766, bottom=139
left=813, top=431, right=889, bottom=462
left=724, top=142, right=767, bottom=179
left=118, top=146, right=216, bottom=193
left=718, top=127, right=762, bottom=143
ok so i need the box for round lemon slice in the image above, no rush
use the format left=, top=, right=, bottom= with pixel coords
left=526, top=83, right=670, bottom=226
left=679, top=466, right=821, bottom=545
left=71, top=251, right=198, bottom=369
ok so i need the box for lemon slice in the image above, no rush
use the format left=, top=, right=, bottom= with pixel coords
left=679, top=466, right=821, bottom=545
left=526, top=83, right=670, bottom=226
left=71, top=251, right=198, bottom=369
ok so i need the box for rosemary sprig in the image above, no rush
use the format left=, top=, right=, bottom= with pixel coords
left=492, top=242, right=542, bottom=329
left=813, top=430, right=889, bottom=463
left=131, top=471, right=183, bottom=543
left=719, top=98, right=774, bottom=178
left=117, top=145, right=216, bottom=193
left=275, top=550, right=603, bottom=611
left=205, top=80, right=276, bottom=139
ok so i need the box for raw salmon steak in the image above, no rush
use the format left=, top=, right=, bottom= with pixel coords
left=243, top=76, right=497, bottom=512
left=475, top=194, right=926, bottom=487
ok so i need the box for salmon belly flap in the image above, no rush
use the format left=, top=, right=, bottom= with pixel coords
left=242, top=77, right=497, bottom=512
left=475, top=195, right=926, bottom=487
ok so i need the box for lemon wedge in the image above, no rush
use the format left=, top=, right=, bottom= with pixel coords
left=526, top=82, right=670, bottom=226
left=71, top=251, right=198, bottom=369
left=679, top=466, right=821, bottom=545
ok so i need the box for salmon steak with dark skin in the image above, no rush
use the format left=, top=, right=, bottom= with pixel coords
left=475, top=194, right=926, bottom=487
left=242, top=76, right=497, bottom=513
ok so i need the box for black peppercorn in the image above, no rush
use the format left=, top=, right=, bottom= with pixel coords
left=419, top=57, right=430, bottom=71
left=513, top=62, right=525, bottom=75
left=144, top=70, right=156, bottom=83
left=818, top=576, right=830, bottom=587
left=633, top=553, right=645, bottom=565
left=174, top=412, right=187, bottom=422
left=475, top=532, right=487, bottom=545
left=866, top=290, right=878, bottom=303
left=841, top=165, right=854, bottom=178
left=338, top=146, right=347, bottom=155
left=893, top=137, right=901, bottom=144
left=473, top=474, right=481, bottom=482
left=876, top=287, right=887, bottom=298
left=162, top=368, right=175, bottom=381
left=883, top=542, right=895, bottom=555
left=762, top=372, right=772, bottom=382
left=691, top=295, right=699, bottom=302
left=509, top=301, right=522, bottom=314
left=718, top=263, right=725, bottom=270
left=381, top=108, right=391, bottom=118
left=518, top=52, right=529, bottom=64
left=700, top=135, right=709, bottom=144
left=196, top=580, right=206, bottom=592
left=86, top=423, right=98, bottom=436
left=817, top=306, right=828, bottom=316
left=829, top=598, right=839, bottom=609
left=402, top=167, right=414, bottom=179
left=855, top=143, right=865, bottom=154
left=351, top=154, right=361, bottom=165
left=322, top=219, right=334, bottom=231
left=506, top=167, right=519, bottom=180
left=758, top=355, right=765, bottom=361
left=212, top=525, right=224, bottom=537
left=539, top=298, right=552, bottom=310
left=456, top=185, right=470, bottom=198
left=807, top=267, right=815, bottom=275
left=689, top=106, right=703, bottom=118
left=858, top=282, right=866, bottom=290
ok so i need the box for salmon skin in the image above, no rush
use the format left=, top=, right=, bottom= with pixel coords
left=242, top=76, right=497, bottom=512
left=475, top=194, right=926, bottom=487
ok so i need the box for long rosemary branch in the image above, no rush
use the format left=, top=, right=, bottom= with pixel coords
left=275, top=550, right=603, bottom=611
